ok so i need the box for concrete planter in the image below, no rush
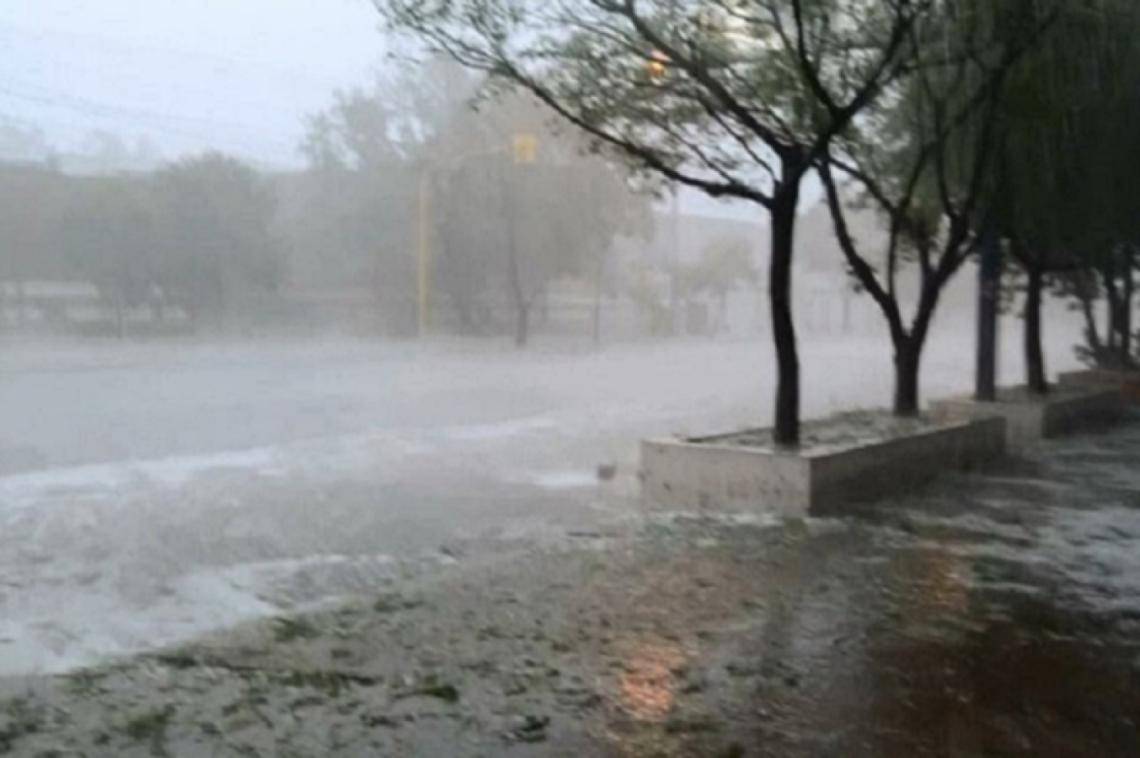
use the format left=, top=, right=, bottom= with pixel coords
left=640, top=415, right=1005, bottom=518
left=931, top=385, right=1122, bottom=451
left=1058, top=368, right=1140, bottom=404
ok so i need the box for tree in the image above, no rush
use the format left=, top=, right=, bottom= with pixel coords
left=996, top=0, right=1140, bottom=388
left=152, top=153, right=280, bottom=329
left=300, top=59, right=497, bottom=336
left=817, top=1, right=1046, bottom=415
left=460, top=96, right=651, bottom=347
left=677, top=237, right=757, bottom=335
left=378, top=0, right=932, bottom=445
left=304, top=66, right=650, bottom=343
left=0, top=124, right=56, bottom=165
left=0, top=163, right=71, bottom=326
left=1056, top=246, right=1140, bottom=371
left=60, top=176, right=157, bottom=338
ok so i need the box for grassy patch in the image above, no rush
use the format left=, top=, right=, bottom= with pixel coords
left=272, top=616, right=322, bottom=643
left=289, top=694, right=327, bottom=710
left=397, top=674, right=460, bottom=704
left=362, top=712, right=401, bottom=728
left=664, top=716, right=720, bottom=734
left=154, top=651, right=199, bottom=670
left=63, top=668, right=110, bottom=695
left=416, top=682, right=460, bottom=703
left=372, top=594, right=424, bottom=614
left=275, top=669, right=380, bottom=698
left=508, top=714, right=550, bottom=743
left=0, top=697, right=45, bottom=754
left=122, top=705, right=174, bottom=755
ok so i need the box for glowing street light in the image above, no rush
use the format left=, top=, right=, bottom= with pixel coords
left=513, top=133, right=539, bottom=164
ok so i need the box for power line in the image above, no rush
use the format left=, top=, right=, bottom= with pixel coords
left=0, top=83, right=300, bottom=160
left=0, top=84, right=297, bottom=146
left=0, top=19, right=356, bottom=95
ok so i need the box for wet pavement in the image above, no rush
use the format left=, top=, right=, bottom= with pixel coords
left=1, top=413, right=1138, bottom=756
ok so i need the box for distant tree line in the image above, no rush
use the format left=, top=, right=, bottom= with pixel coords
left=0, top=153, right=278, bottom=336
left=1, top=62, right=654, bottom=342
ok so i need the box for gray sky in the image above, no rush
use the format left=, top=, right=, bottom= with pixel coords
left=0, top=0, right=385, bottom=167
left=0, top=0, right=764, bottom=218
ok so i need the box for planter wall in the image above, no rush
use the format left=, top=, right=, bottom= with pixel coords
left=1058, top=369, right=1140, bottom=404
left=641, top=417, right=1005, bottom=518
left=932, top=386, right=1122, bottom=451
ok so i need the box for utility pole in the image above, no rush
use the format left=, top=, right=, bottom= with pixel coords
left=417, top=171, right=431, bottom=337
left=975, top=224, right=1001, bottom=401
left=506, top=134, right=538, bottom=347
left=670, top=188, right=681, bottom=336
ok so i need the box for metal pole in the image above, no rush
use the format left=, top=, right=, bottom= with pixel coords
left=670, top=188, right=680, bottom=336
left=975, top=223, right=1001, bottom=401
left=417, top=171, right=431, bottom=336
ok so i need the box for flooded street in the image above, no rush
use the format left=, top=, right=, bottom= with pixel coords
left=0, top=329, right=1085, bottom=676
left=1, top=396, right=1137, bottom=755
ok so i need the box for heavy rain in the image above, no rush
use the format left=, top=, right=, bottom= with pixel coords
left=1, top=1, right=1138, bottom=755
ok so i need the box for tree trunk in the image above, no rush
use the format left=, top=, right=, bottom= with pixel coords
left=109, top=293, right=126, bottom=340
left=1024, top=265, right=1047, bottom=394
left=591, top=290, right=602, bottom=348
left=1103, top=258, right=1121, bottom=362
left=1078, top=280, right=1102, bottom=359
left=769, top=179, right=801, bottom=447
left=893, top=337, right=921, bottom=416
left=15, top=279, right=27, bottom=326
left=1121, top=247, right=1134, bottom=365
left=515, top=302, right=530, bottom=348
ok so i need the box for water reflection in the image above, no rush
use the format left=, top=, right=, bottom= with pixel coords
left=617, top=637, right=687, bottom=721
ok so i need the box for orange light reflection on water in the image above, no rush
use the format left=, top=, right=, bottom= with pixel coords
left=618, top=639, right=688, bottom=722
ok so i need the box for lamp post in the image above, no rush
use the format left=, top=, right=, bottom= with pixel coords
left=670, top=187, right=681, bottom=336
left=417, top=171, right=432, bottom=336
left=645, top=49, right=682, bottom=336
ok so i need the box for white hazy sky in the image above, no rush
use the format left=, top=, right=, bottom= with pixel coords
left=0, top=0, right=385, bottom=167
left=0, top=0, right=764, bottom=218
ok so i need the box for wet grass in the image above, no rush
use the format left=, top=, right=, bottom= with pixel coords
left=262, top=666, right=382, bottom=700
left=63, top=668, right=110, bottom=696
left=396, top=674, right=460, bottom=704
left=0, top=698, right=45, bottom=755
left=154, top=651, right=198, bottom=670
left=373, top=593, right=424, bottom=614
left=122, top=705, right=174, bottom=755
left=272, top=616, right=322, bottom=643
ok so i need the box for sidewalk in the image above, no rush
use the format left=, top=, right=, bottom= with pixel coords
left=3, top=417, right=1139, bottom=756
